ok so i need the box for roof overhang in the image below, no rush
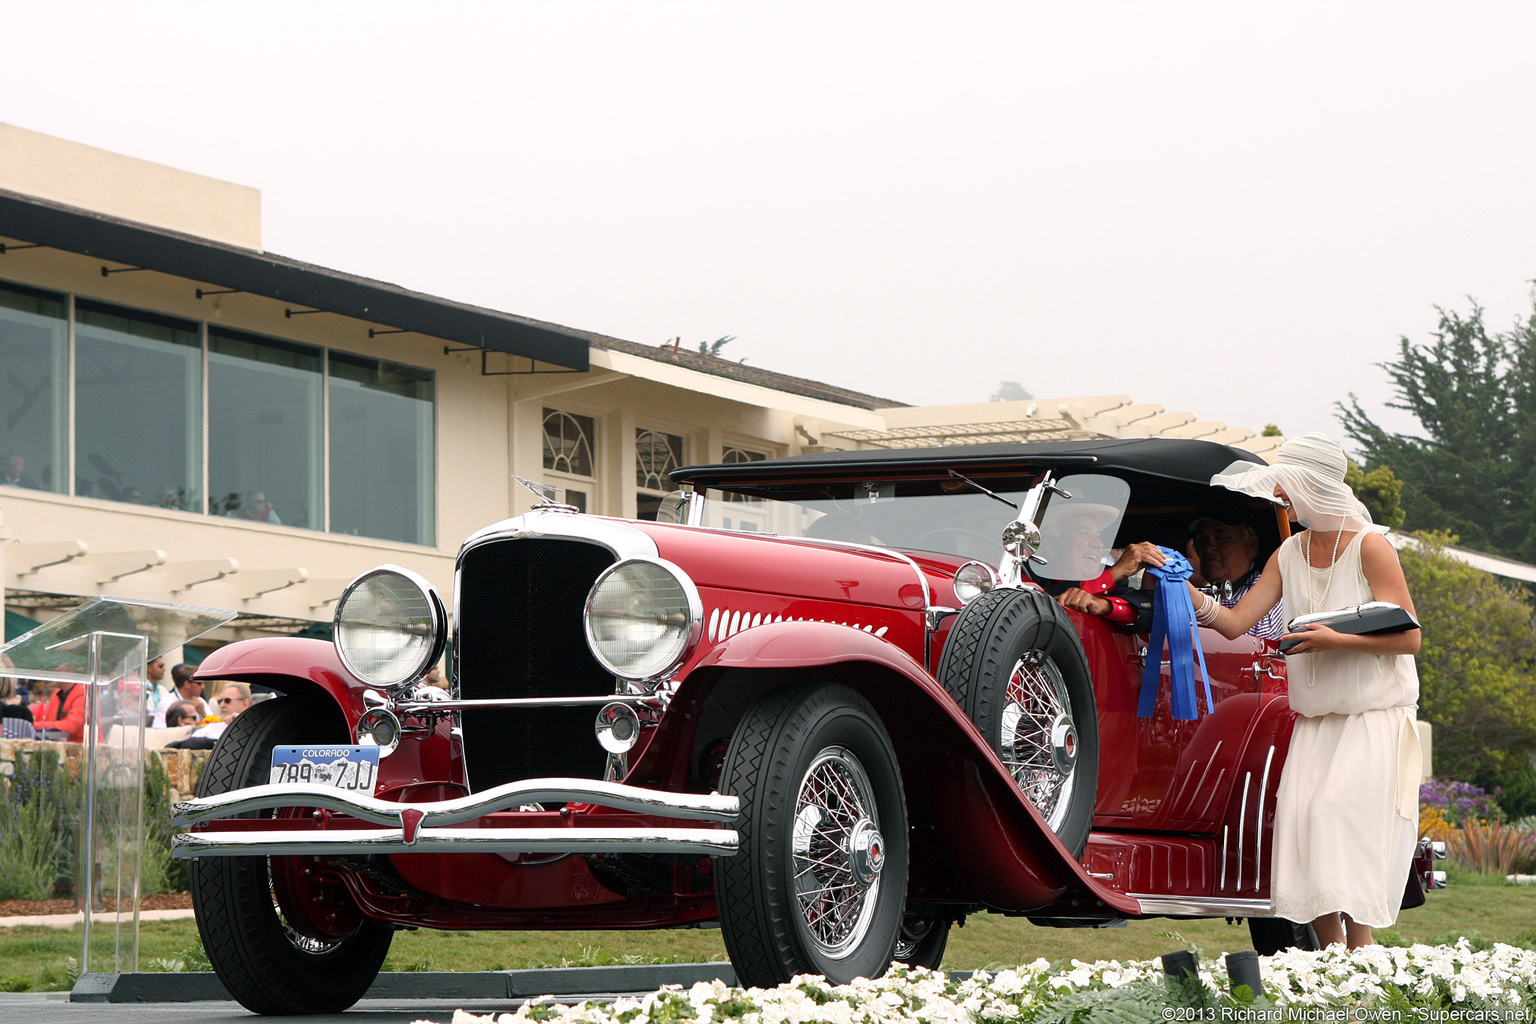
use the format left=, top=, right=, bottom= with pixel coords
left=0, top=189, right=588, bottom=371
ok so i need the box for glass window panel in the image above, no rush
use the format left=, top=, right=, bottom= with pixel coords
left=329, top=353, right=435, bottom=545
left=0, top=280, right=68, bottom=493
left=635, top=429, right=683, bottom=491
left=542, top=409, right=594, bottom=478
left=208, top=328, right=323, bottom=529
left=74, top=300, right=201, bottom=509
left=720, top=446, right=767, bottom=503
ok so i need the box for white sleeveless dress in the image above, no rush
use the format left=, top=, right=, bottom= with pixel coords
left=1270, top=531, right=1423, bottom=927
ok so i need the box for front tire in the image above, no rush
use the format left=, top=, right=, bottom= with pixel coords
left=717, top=683, right=909, bottom=987
left=937, top=587, right=1099, bottom=856
left=190, top=697, right=393, bottom=1015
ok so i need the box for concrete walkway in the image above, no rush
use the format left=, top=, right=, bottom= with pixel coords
left=0, top=908, right=196, bottom=929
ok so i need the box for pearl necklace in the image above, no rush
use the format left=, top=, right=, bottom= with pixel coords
left=1301, top=528, right=1344, bottom=687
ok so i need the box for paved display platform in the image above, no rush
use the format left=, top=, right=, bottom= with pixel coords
left=0, top=963, right=739, bottom=1024
left=72, top=963, right=738, bottom=1003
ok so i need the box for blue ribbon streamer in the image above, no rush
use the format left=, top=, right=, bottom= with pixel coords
left=1137, top=547, right=1213, bottom=721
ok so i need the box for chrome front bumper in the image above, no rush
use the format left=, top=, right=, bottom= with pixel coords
left=171, top=777, right=740, bottom=859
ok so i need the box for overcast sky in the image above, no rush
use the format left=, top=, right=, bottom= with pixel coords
left=4, top=2, right=1534, bottom=445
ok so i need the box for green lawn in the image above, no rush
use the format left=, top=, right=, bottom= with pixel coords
left=0, top=867, right=1524, bottom=993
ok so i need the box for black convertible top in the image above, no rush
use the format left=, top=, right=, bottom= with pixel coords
left=672, top=437, right=1265, bottom=490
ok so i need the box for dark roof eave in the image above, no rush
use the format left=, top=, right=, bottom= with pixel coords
left=672, top=437, right=1266, bottom=488
left=0, top=190, right=588, bottom=371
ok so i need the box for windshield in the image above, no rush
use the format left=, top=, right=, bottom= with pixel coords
left=698, top=471, right=1131, bottom=567
left=1031, top=474, right=1131, bottom=582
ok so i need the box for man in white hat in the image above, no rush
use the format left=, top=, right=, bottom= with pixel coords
left=1030, top=502, right=1160, bottom=631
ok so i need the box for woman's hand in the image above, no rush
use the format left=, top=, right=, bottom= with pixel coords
left=1279, top=623, right=1349, bottom=654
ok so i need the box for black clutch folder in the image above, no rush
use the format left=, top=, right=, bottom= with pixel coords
left=1277, top=601, right=1420, bottom=654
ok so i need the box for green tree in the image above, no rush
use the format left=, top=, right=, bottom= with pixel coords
left=991, top=381, right=1033, bottom=402
left=1339, top=296, right=1536, bottom=561
left=1400, top=532, right=1536, bottom=780
left=1344, top=460, right=1405, bottom=529
left=697, top=336, right=737, bottom=357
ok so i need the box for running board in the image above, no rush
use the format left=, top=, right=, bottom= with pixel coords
left=1130, top=895, right=1274, bottom=917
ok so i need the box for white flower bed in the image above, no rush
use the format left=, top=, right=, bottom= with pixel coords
left=422, top=941, right=1536, bottom=1024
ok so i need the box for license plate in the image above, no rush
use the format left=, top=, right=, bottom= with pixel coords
left=269, top=745, right=379, bottom=792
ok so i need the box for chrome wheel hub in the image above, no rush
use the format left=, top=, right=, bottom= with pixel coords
left=790, top=746, right=881, bottom=959
left=848, top=818, right=885, bottom=888
left=1050, top=714, right=1077, bottom=775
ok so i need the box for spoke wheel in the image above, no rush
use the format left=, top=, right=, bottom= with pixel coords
left=190, top=697, right=393, bottom=1015
left=792, top=747, right=883, bottom=957
left=717, top=683, right=908, bottom=988
left=938, top=587, right=1099, bottom=855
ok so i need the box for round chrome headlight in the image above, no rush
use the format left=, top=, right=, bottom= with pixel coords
left=334, top=566, right=447, bottom=689
left=953, top=561, right=999, bottom=605
left=584, top=558, right=702, bottom=681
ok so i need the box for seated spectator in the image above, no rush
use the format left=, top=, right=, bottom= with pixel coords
left=163, top=700, right=200, bottom=728
left=1, top=676, right=36, bottom=740
left=1187, top=517, right=1284, bottom=640
left=33, top=678, right=85, bottom=742
left=2, top=452, right=38, bottom=489
left=197, top=682, right=252, bottom=740
left=153, top=663, right=207, bottom=726
left=1026, top=503, right=1161, bottom=631
left=227, top=491, right=282, bottom=525
left=167, top=683, right=254, bottom=749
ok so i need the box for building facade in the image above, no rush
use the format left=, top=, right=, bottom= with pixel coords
left=0, top=124, right=1283, bottom=653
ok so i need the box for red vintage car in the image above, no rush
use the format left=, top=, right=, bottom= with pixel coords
left=173, top=438, right=1441, bottom=1014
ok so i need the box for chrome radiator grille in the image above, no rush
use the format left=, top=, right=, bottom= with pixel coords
left=454, top=537, right=616, bottom=791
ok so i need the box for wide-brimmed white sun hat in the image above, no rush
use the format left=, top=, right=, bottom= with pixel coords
left=1209, top=433, right=1383, bottom=533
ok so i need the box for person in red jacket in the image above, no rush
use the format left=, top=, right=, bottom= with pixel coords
left=33, top=680, right=86, bottom=742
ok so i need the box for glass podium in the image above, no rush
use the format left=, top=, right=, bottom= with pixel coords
left=0, top=597, right=235, bottom=973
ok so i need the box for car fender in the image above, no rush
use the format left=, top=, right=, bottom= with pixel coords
left=193, top=637, right=459, bottom=791
left=655, top=619, right=1140, bottom=916
left=195, top=637, right=367, bottom=727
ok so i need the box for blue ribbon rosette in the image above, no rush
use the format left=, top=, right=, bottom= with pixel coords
left=1137, top=547, right=1213, bottom=721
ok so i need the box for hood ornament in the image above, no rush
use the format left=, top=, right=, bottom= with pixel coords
left=513, top=475, right=579, bottom=513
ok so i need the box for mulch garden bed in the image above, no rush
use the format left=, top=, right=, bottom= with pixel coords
left=0, top=892, right=193, bottom=917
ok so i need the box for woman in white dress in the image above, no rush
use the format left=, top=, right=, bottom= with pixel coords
left=1179, top=433, right=1423, bottom=949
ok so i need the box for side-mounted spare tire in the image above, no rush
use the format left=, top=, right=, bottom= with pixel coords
left=190, top=697, right=394, bottom=1015
left=936, top=586, right=1099, bottom=856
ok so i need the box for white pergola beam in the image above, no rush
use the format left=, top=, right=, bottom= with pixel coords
left=303, top=578, right=353, bottom=609
left=86, top=549, right=167, bottom=582
left=14, top=540, right=89, bottom=574
left=167, top=558, right=239, bottom=591
left=237, top=567, right=308, bottom=599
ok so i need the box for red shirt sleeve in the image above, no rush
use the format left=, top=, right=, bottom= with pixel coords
left=1077, top=569, right=1139, bottom=625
